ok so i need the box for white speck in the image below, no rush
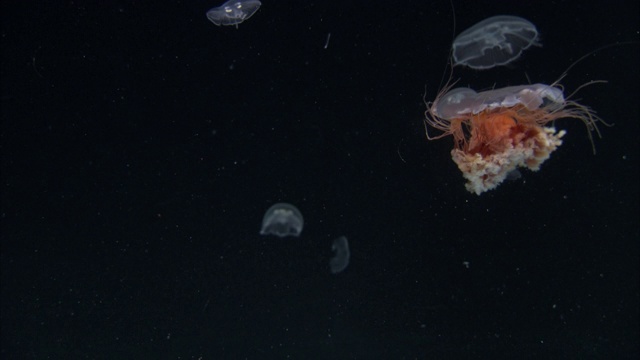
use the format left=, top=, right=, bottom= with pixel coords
left=324, top=33, right=331, bottom=49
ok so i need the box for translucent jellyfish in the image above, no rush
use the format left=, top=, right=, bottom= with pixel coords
left=424, top=83, right=602, bottom=195
left=259, top=203, right=303, bottom=237
left=206, top=0, right=262, bottom=27
left=452, top=15, right=540, bottom=69
left=505, top=169, right=522, bottom=181
left=329, top=236, right=350, bottom=274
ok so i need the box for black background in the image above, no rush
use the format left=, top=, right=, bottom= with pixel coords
left=2, top=0, right=638, bottom=358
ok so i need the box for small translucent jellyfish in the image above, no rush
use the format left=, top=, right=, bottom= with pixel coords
left=505, top=169, right=522, bottom=181
left=259, top=203, right=303, bottom=237
left=424, top=83, right=602, bottom=195
left=329, top=236, right=350, bottom=274
left=452, top=15, right=540, bottom=69
left=206, top=0, right=262, bottom=27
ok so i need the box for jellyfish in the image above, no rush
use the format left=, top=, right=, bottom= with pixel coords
left=206, top=0, right=262, bottom=27
left=424, top=82, right=602, bottom=195
left=505, top=169, right=522, bottom=181
left=452, top=15, right=540, bottom=69
left=329, top=236, right=350, bottom=274
left=259, top=203, right=304, bottom=237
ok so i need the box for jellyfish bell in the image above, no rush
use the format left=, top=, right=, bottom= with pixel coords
left=206, top=0, right=262, bottom=27
left=424, top=82, right=602, bottom=195
left=259, top=203, right=304, bottom=237
left=452, top=15, right=540, bottom=70
left=432, top=84, right=565, bottom=120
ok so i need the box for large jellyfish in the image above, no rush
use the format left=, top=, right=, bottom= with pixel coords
left=424, top=83, right=602, bottom=195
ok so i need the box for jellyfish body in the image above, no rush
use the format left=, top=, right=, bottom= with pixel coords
left=425, top=83, right=600, bottom=195
left=452, top=15, right=540, bottom=69
left=206, top=0, right=262, bottom=27
left=260, top=203, right=304, bottom=237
